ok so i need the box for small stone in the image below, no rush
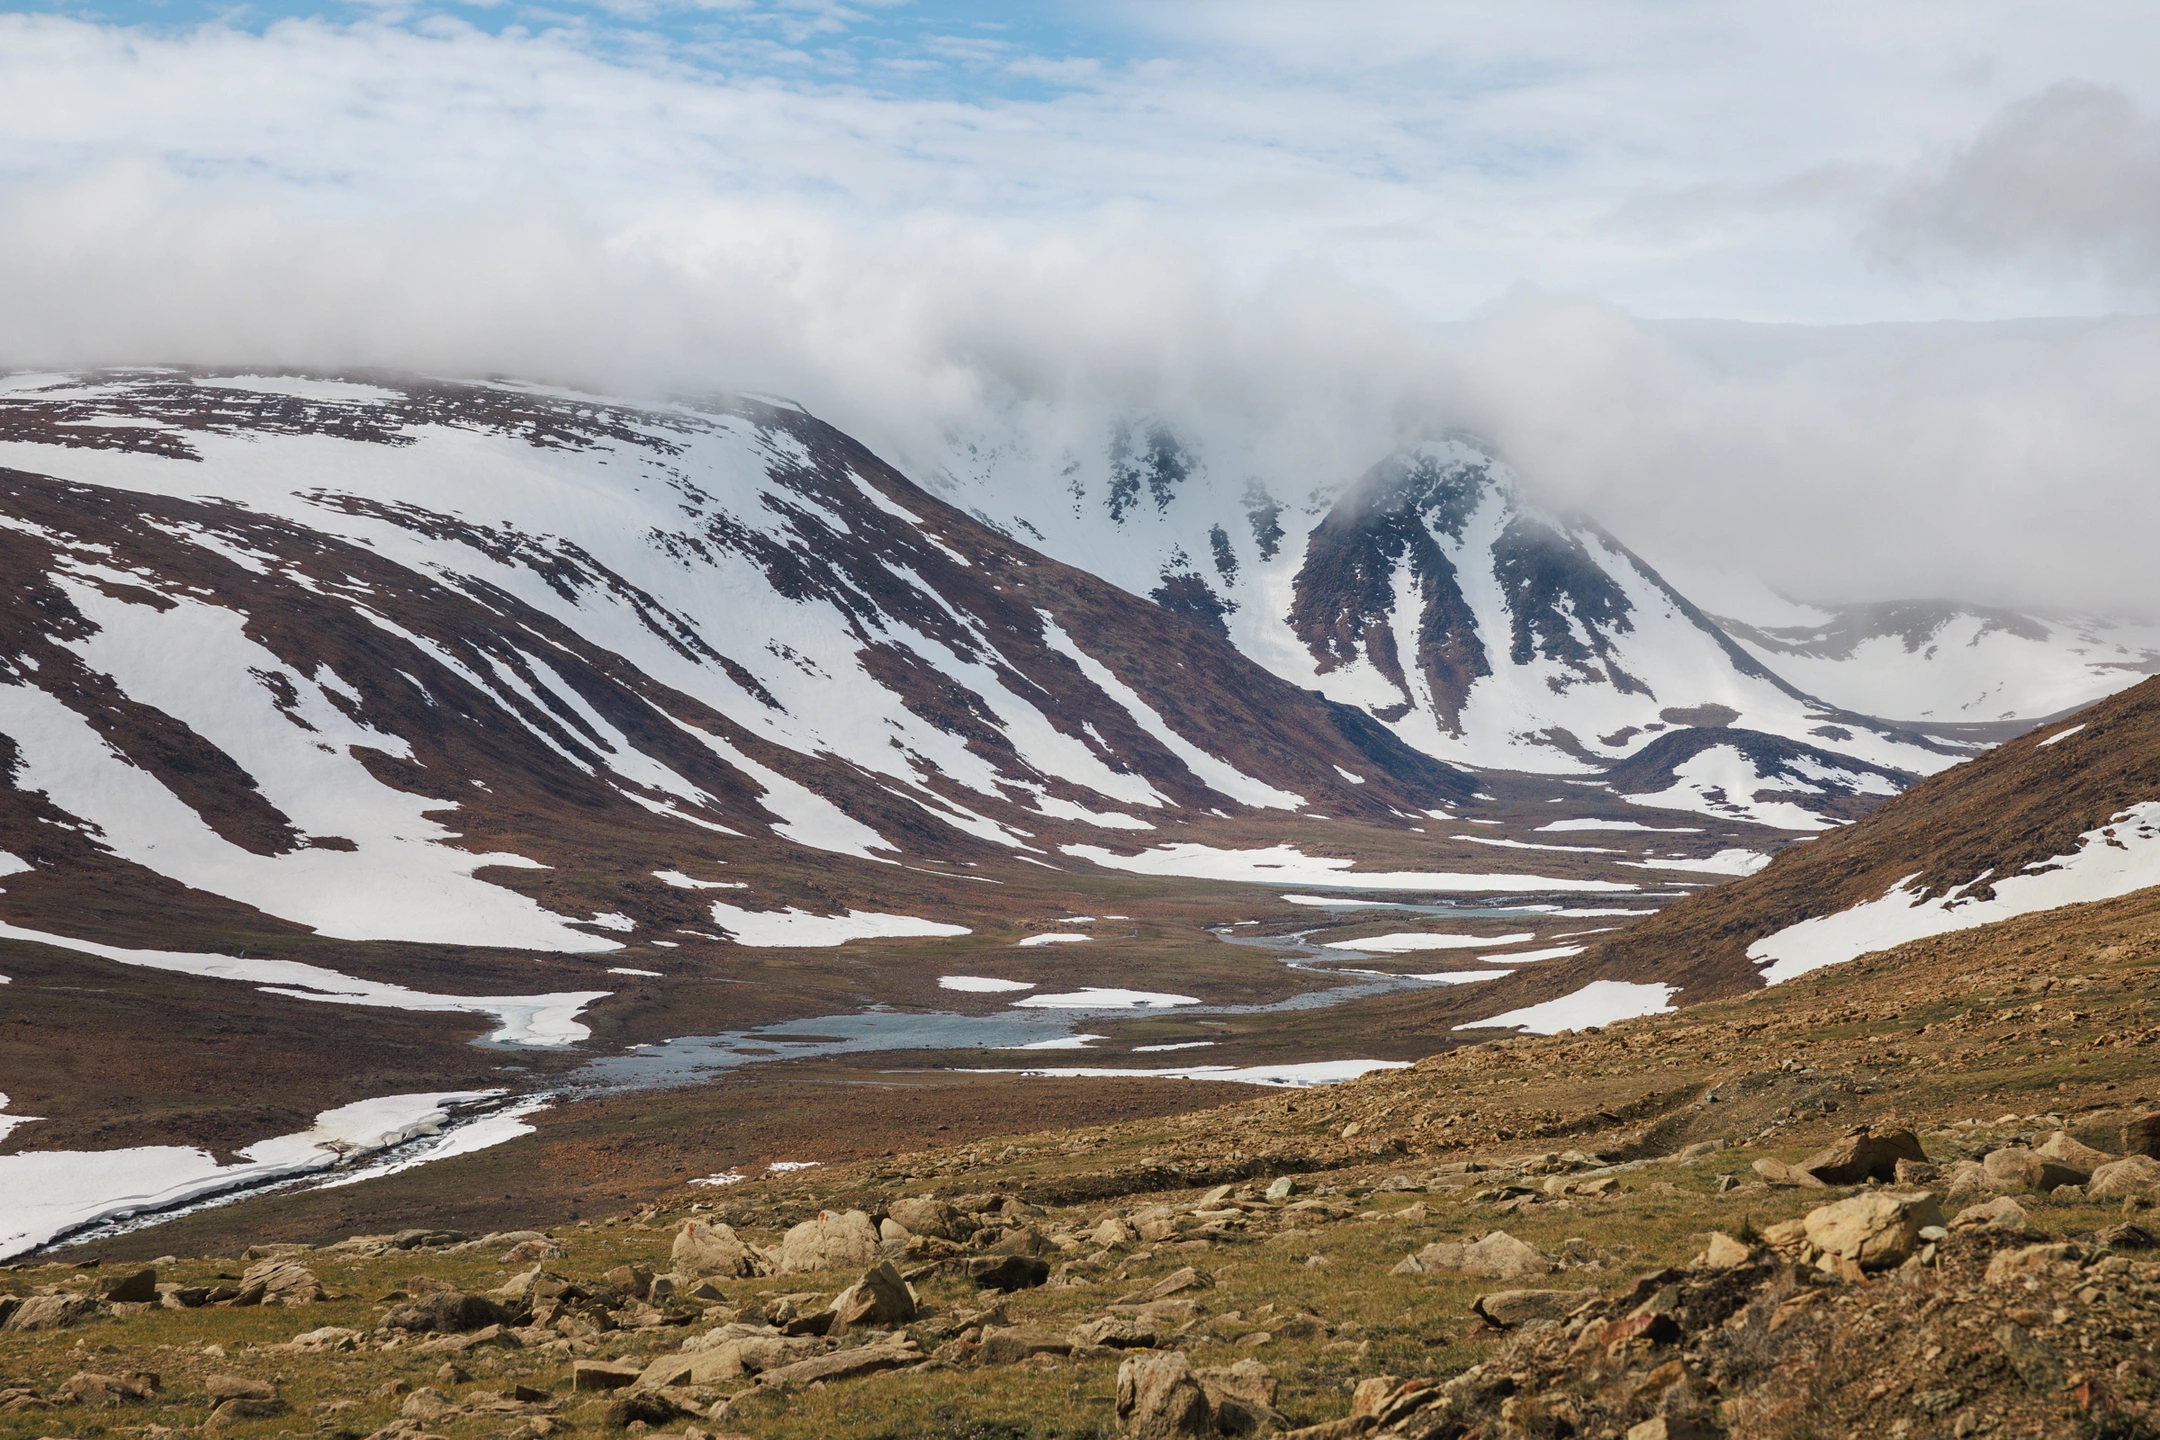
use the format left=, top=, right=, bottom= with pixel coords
left=1265, top=1177, right=1296, bottom=1202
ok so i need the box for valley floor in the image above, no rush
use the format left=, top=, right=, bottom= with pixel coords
left=8, top=872, right=2160, bottom=1438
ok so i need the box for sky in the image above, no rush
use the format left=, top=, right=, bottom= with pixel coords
left=2, top=1, right=2158, bottom=610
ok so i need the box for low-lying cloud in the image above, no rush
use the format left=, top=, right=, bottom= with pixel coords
left=0, top=15, right=2156, bottom=617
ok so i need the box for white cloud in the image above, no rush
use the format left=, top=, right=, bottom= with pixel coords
left=1870, top=81, right=2160, bottom=285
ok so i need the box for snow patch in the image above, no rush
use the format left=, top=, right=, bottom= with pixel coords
left=2040, top=724, right=2086, bottom=748
left=0, top=851, right=28, bottom=878
left=1323, top=931, right=1536, bottom=953
left=1132, top=1041, right=1217, bottom=1052
left=977, top=1059, right=1409, bottom=1088
left=1481, top=944, right=1588, bottom=963
left=1619, top=848, right=1772, bottom=876
left=1002, top=1034, right=1107, bottom=1050
left=1064, top=842, right=1638, bottom=892
left=939, top=976, right=1037, bottom=993
left=1536, top=820, right=1702, bottom=834
left=654, top=870, right=745, bottom=890
left=706, top=901, right=970, bottom=947
left=1458, top=980, right=1679, bottom=1034
left=1012, top=987, right=1199, bottom=1009
left=1017, top=932, right=1091, bottom=946
left=607, top=967, right=663, bottom=977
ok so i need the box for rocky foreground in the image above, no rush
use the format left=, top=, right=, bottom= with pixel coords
left=9, top=885, right=2160, bottom=1439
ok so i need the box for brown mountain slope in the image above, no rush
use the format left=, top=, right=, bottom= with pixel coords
left=1521, top=672, right=2160, bottom=1004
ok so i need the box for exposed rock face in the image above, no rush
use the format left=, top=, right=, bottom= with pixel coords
left=1799, top=1126, right=1927, bottom=1185
left=1115, top=1350, right=1212, bottom=1439
left=775, top=1210, right=883, bottom=1275
left=671, top=1218, right=763, bottom=1278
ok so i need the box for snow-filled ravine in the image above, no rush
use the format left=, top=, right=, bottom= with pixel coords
left=0, top=1091, right=535, bottom=1259
left=1747, top=802, right=2160, bottom=984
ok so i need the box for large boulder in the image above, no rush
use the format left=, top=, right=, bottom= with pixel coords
left=99, top=1269, right=159, bottom=1305
left=1799, top=1126, right=1928, bottom=1185
left=1983, top=1148, right=2088, bottom=1194
left=887, top=1197, right=963, bottom=1240
left=672, top=1219, right=764, bottom=1278
left=1392, top=1230, right=1550, bottom=1279
left=968, top=1254, right=1051, bottom=1292
left=979, top=1325, right=1073, bottom=1366
left=236, top=1258, right=326, bottom=1306
left=775, top=1210, right=882, bottom=1275
left=1116, top=1351, right=1212, bottom=1439
left=2090, top=1154, right=2160, bottom=1198
left=382, top=1291, right=512, bottom=1333
left=2123, top=1111, right=2160, bottom=1158
left=828, top=1261, right=915, bottom=1334
left=1802, top=1190, right=1944, bottom=1271
left=1951, top=1196, right=2033, bottom=1234
left=2037, top=1130, right=2115, bottom=1172
left=58, top=1372, right=158, bottom=1407
left=1, top=1293, right=98, bottom=1332
left=1072, top=1314, right=1158, bottom=1349
left=1196, top=1360, right=1286, bottom=1436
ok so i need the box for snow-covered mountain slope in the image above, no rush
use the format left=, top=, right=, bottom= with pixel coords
left=925, top=428, right=1974, bottom=790
left=0, top=370, right=1476, bottom=949
left=1708, top=597, right=2160, bottom=727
